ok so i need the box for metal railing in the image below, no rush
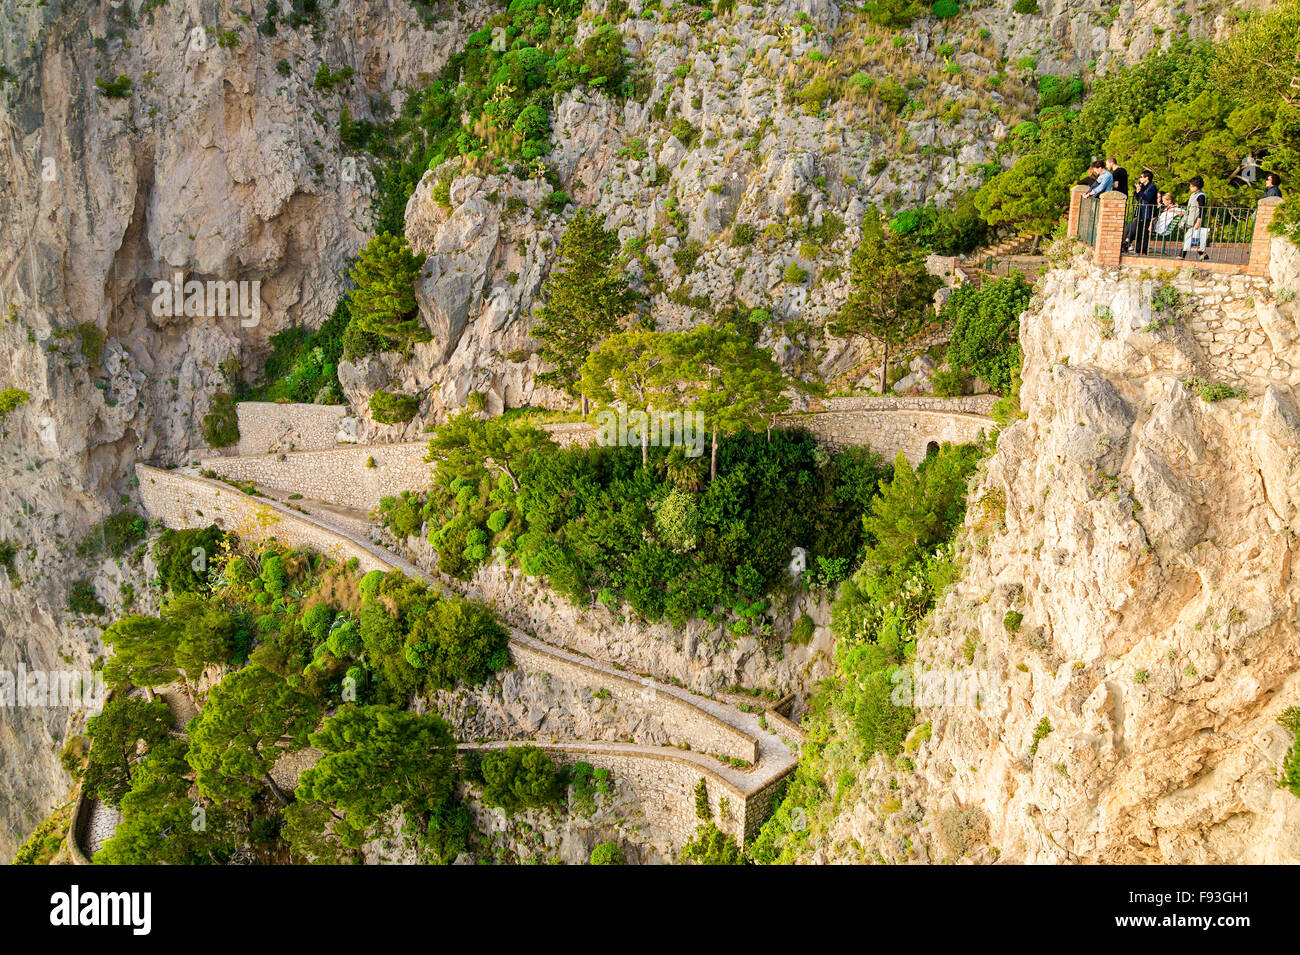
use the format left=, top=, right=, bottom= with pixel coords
left=1076, top=195, right=1099, bottom=245
left=1120, top=195, right=1256, bottom=265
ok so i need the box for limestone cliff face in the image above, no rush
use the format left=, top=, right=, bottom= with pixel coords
left=0, top=0, right=1259, bottom=860
left=812, top=245, right=1300, bottom=864
left=343, top=0, right=1243, bottom=428
left=0, top=0, right=482, bottom=859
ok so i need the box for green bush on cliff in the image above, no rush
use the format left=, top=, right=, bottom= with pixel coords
left=942, top=274, right=1032, bottom=395
left=201, top=392, right=240, bottom=448
left=369, top=389, right=420, bottom=424
left=479, top=744, right=564, bottom=811
left=402, top=422, right=889, bottom=626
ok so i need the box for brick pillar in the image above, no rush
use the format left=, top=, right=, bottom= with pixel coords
left=1248, top=196, right=1282, bottom=277
left=1067, top=185, right=1087, bottom=240
left=1093, top=191, right=1126, bottom=266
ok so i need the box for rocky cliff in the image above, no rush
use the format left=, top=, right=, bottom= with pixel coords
left=0, top=0, right=1254, bottom=860
left=0, top=0, right=479, bottom=859
left=799, top=244, right=1300, bottom=864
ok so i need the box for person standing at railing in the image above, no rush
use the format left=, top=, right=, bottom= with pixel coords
left=1106, top=157, right=1129, bottom=197
left=1181, top=176, right=1210, bottom=261
left=1125, top=169, right=1159, bottom=255
left=1085, top=160, right=1113, bottom=196
left=1264, top=172, right=1283, bottom=198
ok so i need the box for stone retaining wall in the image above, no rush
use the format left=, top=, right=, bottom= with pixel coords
left=509, top=635, right=759, bottom=765
left=200, top=442, right=430, bottom=513
left=785, top=408, right=995, bottom=464
left=459, top=742, right=753, bottom=846
left=1166, top=271, right=1300, bottom=388
left=135, top=466, right=392, bottom=572
left=234, top=402, right=350, bottom=456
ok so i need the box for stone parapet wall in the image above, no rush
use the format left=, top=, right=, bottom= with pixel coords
left=509, top=635, right=759, bottom=765
left=234, top=402, right=349, bottom=456
left=200, top=442, right=431, bottom=512
left=814, top=394, right=1000, bottom=416
left=459, top=742, right=751, bottom=846
left=135, top=465, right=391, bottom=572
left=785, top=409, right=995, bottom=464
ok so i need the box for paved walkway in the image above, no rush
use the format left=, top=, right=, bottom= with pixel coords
left=84, top=800, right=120, bottom=857
left=160, top=466, right=800, bottom=797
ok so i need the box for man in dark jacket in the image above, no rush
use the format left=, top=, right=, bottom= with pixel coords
left=1264, top=173, right=1283, bottom=198
left=1107, top=157, right=1129, bottom=197
left=1126, top=169, right=1159, bottom=255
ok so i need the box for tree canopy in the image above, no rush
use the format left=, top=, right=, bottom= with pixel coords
left=533, top=210, right=637, bottom=401
left=296, top=704, right=459, bottom=846
left=833, top=228, right=939, bottom=394
left=347, top=232, right=429, bottom=350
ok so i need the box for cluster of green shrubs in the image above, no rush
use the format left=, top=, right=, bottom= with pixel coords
left=887, top=193, right=988, bottom=256
left=350, top=567, right=510, bottom=703
left=86, top=537, right=513, bottom=864
left=150, top=525, right=227, bottom=595
left=67, top=581, right=105, bottom=616
left=750, top=443, right=984, bottom=863
left=240, top=299, right=351, bottom=404
left=77, top=510, right=147, bottom=561
left=382, top=425, right=889, bottom=627
left=0, top=387, right=29, bottom=422
left=349, top=0, right=632, bottom=235
left=369, top=389, right=420, bottom=424
left=201, top=391, right=240, bottom=447
left=940, top=273, right=1033, bottom=395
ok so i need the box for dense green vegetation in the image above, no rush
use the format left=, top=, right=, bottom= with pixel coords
left=975, top=5, right=1300, bottom=238
left=477, top=745, right=565, bottom=811
left=150, top=525, right=228, bottom=595
left=89, top=538, right=515, bottom=864
left=201, top=391, right=240, bottom=448
left=347, top=233, right=429, bottom=352
left=82, top=696, right=174, bottom=806
left=1281, top=707, right=1300, bottom=798
left=240, top=299, right=350, bottom=404
left=369, top=389, right=421, bottom=424
left=941, top=274, right=1033, bottom=395
left=384, top=419, right=889, bottom=628
left=13, top=804, right=70, bottom=865
left=750, top=442, right=984, bottom=863
left=345, top=0, right=634, bottom=235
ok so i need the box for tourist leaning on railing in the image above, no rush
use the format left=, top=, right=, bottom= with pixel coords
left=1085, top=160, right=1113, bottom=197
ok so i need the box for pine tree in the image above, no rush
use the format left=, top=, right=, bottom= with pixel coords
left=186, top=664, right=320, bottom=809
left=672, top=325, right=790, bottom=481
left=296, top=704, right=459, bottom=846
left=833, top=226, right=940, bottom=394
left=533, top=210, right=636, bottom=409
left=578, top=329, right=677, bottom=466
left=347, top=232, right=429, bottom=350
left=425, top=409, right=556, bottom=490
left=82, top=696, right=174, bottom=807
